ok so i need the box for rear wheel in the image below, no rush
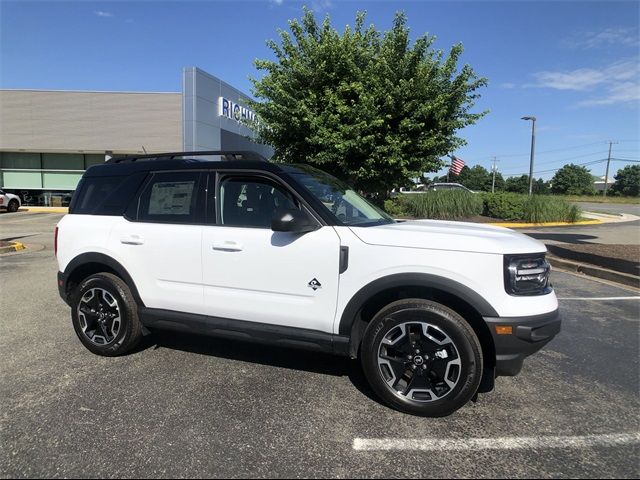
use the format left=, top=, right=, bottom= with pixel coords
left=7, top=200, right=19, bottom=212
left=71, top=273, right=143, bottom=356
left=361, top=299, right=483, bottom=417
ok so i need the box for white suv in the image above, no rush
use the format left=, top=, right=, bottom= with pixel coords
left=0, top=189, right=21, bottom=212
left=56, top=151, right=560, bottom=417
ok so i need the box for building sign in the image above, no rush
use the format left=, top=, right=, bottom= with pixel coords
left=218, top=97, right=256, bottom=124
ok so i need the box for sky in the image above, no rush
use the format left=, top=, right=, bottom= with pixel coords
left=1, top=0, right=639, bottom=180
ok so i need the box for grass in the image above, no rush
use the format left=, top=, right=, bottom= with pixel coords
left=563, top=195, right=640, bottom=204
left=391, top=191, right=484, bottom=220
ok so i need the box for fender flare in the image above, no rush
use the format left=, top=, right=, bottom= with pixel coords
left=338, top=273, right=499, bottom=336
left=63, top=252, right=145, bottom=307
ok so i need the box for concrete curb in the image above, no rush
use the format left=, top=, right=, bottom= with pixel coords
left=548, top=255, right=640, bottom=289
left=19, top=207, right=68, bottom=213
left=0, top=241, right=26, bottom=254
left=488, top=219, right=602, bottom=229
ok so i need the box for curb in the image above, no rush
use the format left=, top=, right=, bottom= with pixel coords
left=488, top=219, right=602, bottom=229
left=548, top=255, right=640, bottom=289
left=19, top=207, right=69, bottom=213
left=0, top=241, right=26, bottom=254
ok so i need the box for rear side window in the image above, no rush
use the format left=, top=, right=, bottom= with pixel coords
left=70, top=173, right=147, bottom=215
left=71, top=176, right=123, bottom=214
left=135, top=172, right=204, bottom=224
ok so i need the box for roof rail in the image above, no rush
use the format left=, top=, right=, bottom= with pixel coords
left=107, top=150, right=267, bottom=164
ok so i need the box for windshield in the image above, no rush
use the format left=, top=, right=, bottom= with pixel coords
left=287, top=165, right=394, bottom=226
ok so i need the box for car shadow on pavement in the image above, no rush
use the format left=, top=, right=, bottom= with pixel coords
left=525, top=233, right=598, bottom=244
left=140, top=329, right=380, bottom=403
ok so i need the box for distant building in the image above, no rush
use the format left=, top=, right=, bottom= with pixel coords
left=0, top=67, right=272, bottom=206
left=593, top=175, right=615, bottom=192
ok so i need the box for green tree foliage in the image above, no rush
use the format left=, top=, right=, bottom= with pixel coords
left=611, top=165, right=640, bottom=197
left=505, top=175, right=530, bottom=193
left=505, top=175, right=549, bottom=194
left=249, top=9, right=487, bottom=193
left=551, top=164, right=596, bottom=195
left=457, top=165, right=491, bottom=191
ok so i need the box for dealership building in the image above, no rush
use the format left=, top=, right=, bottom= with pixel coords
left=0, top=67, right=271, bottom=206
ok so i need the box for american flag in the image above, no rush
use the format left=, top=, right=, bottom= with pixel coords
left=449, top=156, right=465, bottom=176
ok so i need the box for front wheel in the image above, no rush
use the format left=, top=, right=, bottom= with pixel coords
left=7, top=200, right=19, bottom=212
left=71, top=273, right=143, bottom=356
left=361, top=299, right=483, bottom=417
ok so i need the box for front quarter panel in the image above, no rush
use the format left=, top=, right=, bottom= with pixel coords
left=332, top=227, right=558, bottom=335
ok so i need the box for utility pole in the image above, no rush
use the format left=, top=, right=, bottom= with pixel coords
left=521, top=116, right=537, bottom=195
left=491, top=156, right=499, bottom=193
left=603, top=141, right=617, bottom=197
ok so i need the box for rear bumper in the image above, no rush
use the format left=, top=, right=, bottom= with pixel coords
left=484, top=308, right=561, bottom=376
left=57, top=271, right=70, bottom=306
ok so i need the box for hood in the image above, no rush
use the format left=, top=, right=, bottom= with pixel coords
left=349, top=220, right=546, bottom=255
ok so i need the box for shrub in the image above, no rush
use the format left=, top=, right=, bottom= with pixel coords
left=483, top=193, right=581, bottom=222
left=383, top=198, right=409, bottom=218
left=399, top=191, right=484, bottom=220
left=482, top=192, right=527, bottom=220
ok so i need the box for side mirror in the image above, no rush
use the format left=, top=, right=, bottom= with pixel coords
left=271, top=209, right=318, bottom=233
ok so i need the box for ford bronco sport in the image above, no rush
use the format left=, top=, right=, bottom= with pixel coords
left=56, top=151, right=560, bottom=417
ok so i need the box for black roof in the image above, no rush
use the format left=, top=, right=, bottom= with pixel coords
left=85, top=151, right=290, bottom=177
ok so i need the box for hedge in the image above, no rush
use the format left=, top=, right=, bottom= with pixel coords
left=385, top=191, right=581, bottom=223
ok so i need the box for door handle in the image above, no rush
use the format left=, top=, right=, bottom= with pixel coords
left=120, top=235, right=145, bottom=245
left=212, top=240, right=243, bottom=252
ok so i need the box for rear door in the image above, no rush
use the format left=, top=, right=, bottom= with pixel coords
left=201, top=172, right=341, bottom=333
left=109, top=171, right=206, bottom=315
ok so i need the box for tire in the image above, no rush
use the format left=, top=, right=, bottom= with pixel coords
left=7, top=200, right=19, bottom=213
left=71, top=272, right=143, bottom=356
left=361, top=299, right=483, bottom=417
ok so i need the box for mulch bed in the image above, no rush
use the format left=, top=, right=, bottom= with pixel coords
left=546, top=244, right=640, bottom=276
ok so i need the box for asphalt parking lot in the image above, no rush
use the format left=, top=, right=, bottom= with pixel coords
left=1, top=212, right=639, bottom=479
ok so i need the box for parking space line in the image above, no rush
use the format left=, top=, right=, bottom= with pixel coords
left=558, top=297, right=640, bottom=301
left=353, top=433, right=640, bottom=451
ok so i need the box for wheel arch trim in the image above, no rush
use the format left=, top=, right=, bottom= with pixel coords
left=338, top=273, right=499, bottom=336
left=62, top=252, right=145, bottom=307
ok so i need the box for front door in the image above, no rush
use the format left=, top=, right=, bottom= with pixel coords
left=201, top=173, right=341, bottom=333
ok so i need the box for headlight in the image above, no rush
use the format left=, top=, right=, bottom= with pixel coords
left=504, top=254, right=552, bottom=296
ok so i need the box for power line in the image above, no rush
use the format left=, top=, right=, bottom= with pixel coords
left=461, top=140, right=638, bottom=163
left=505, top=158, right=608, bottom=177
left=501, top=150, right=609, bottom=174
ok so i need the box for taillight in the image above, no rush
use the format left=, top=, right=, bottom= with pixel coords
left=54, top=226, right=59, bottom=257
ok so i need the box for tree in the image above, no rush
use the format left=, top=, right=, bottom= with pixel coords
left=491, top=172, right=506, bottom=192
left=249, top=9, right=487, bottom=194
left=505, top=175, right=549, bottom=194
left=611, top=165, right=640, bottom=197
left=505, top=175, right=530, bottom=194
left=551, top=164, right=596, bottom=195
left=457, top=165, right=491, bottom=191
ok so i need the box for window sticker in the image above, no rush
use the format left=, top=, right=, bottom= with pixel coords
left=148, top=181, right=194, bottom=215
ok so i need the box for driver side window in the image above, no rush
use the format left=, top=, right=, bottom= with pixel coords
left=218, top=176, right=298, bottom=228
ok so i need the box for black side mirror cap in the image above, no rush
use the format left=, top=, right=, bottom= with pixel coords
left=271, top=209, right=319, bottom=233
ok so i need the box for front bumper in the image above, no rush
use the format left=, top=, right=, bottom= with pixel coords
left=484, top=308, right=561, bottom=376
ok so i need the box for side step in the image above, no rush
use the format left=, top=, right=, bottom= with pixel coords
left=139, top=307, right=350, bottom=356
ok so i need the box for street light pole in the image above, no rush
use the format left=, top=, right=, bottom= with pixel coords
left=521, top=116, right=537, bottom=195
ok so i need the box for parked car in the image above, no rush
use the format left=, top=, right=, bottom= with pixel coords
left=427, top=182, right=477, bottom=193
left=0, top=189, right=21, bottom=212
left=55, top=151, right=560, bottom=417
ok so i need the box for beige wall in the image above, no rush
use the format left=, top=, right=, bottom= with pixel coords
left=0, top=90, right=182, bottom=154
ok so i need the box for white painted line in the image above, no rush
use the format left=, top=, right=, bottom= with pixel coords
left=558, top=297, right=640, bottom=301
left=353, top=433, right=640, bottom=451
